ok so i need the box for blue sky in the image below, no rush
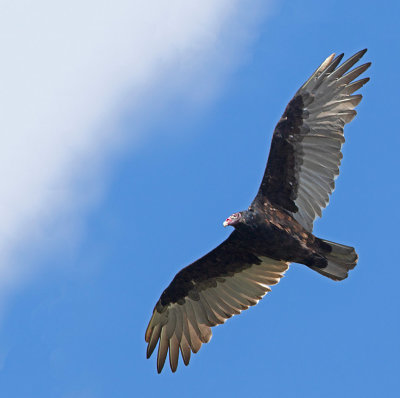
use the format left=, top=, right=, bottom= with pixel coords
left=1, top=1, right=399, bottom=397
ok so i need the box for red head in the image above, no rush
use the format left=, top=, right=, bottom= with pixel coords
left=223, top=212, right=242, bottom=227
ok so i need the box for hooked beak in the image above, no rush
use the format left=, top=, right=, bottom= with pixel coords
left=223, top=220, right=229, bottom=227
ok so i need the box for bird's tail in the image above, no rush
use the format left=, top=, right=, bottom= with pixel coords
left=311, top=239, right=358, bottom=281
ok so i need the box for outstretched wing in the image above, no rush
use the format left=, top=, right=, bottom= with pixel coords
left=145, top=231, right=289, bottom=373
left=253, top=49, right=370, bottom=231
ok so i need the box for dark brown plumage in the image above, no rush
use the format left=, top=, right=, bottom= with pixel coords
left=145, top=49, right=370, bottom=373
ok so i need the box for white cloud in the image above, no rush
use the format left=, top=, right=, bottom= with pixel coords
left=0, top=1, right=269, bottom=304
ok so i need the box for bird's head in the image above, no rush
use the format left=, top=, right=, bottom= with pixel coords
left=223, top=212, right=243, bottom=227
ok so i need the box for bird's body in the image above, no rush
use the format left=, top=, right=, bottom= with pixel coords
left=230, top=206, right=323, bottom=268
left=145, top=49, right=369, bottom=373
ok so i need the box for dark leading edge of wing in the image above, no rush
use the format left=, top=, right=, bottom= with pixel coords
left=145, top=50, right=370, bottom=373
left=253, top=49, right=370, bottom=231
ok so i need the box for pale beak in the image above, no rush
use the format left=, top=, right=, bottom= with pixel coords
left=223, top=220, right=229, bottom=227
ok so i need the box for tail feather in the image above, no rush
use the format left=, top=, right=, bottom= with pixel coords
left=311, top=239, right=358, bottom=281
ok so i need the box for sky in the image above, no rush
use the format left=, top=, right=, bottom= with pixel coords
left=0, top=0, right=399, bottom=397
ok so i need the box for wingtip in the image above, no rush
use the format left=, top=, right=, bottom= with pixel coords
left=324, top=53, right=336, bottom=66
left=157, top=356, right=166, bottom=374
left=146, top=342, right=157, bottom=359
left=352, top=48, right=369, bottom=62
left=351, top=48, right=368, bottom=57
left=145, top=327, right=151, bottom=343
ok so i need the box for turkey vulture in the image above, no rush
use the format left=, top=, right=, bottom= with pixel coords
left=145, top=49, right=370, bottom=373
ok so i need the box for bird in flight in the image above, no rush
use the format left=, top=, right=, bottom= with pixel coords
left=145, top=49, right=370, bottom=373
